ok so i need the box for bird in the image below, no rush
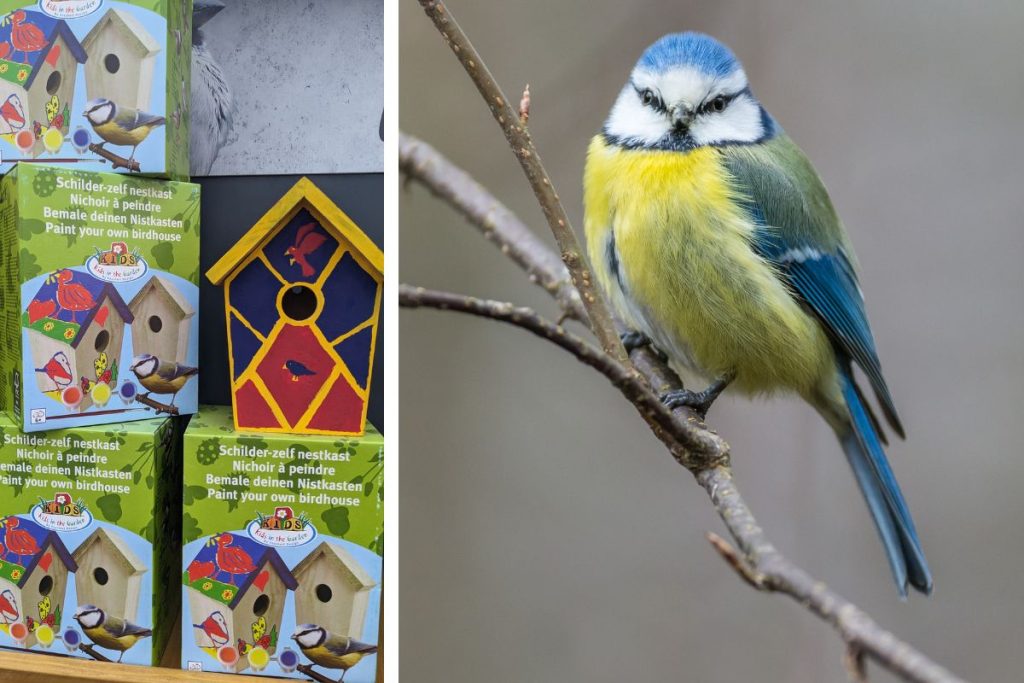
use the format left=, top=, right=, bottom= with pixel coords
left=291, top=625, right=377, bottom=680
left=73, top=605, right=151, bottom=662
left=283, top=359, right=317, bottom=382
left=211, top=533, right=256, bottom=585
left=584, top=33, right=930, bottom=596
left=285, top=223, right=330, bottom=278
left=194, top=611, right=230, bottom=648
left=0, top=93, right=25, bottom=134
left=35, top=352, right=73, bottom=391
left=129, top=354, right=197, bottom=406
left=7, top=11, right=46, bottom=64
left=53, top=269, right=96, bottom=324
left=190, top=0, right=233, bottom=175
left=2, top=517, right=40, bottom=564
left=0, top=589, right=18, bottom=624
left=83, top=98, right=165, bottom=166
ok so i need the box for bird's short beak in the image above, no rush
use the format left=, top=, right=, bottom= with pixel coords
left=287, top=257, right=295, bottom=266
left=290, top=634, right=297, bottom=641
left=671, top=106, right=694, bottom=132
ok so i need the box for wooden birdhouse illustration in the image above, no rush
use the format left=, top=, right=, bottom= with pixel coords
left=71, top=527, right=147, bottom=622
left=206, top=178, right=383, bottom=436
left=81, top=8, right=160, bottom=111
left=0, top=516, right=77, bottom=648
left=128, top=275, right=195, bottom=364
left=23, top=269, right=134, bottom=411
left=183, top=532, right=298, bottom=672
left=291, top=542, right=376, bottom=638
left=0, top=9, right=87, bottom=156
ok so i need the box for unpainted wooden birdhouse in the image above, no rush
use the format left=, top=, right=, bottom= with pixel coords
left=70, top=527, right=147, bottom=623
left=183, top=532, right=297, bottom=672
left=206, top=178, right=383, bottom=436
left=0, top=515, right=77, bottom=648
left=81, top=8, right=160, bottom=111
left=291, top=541, right=376, bottom=639
left=128, top=275, right=195, bottom=365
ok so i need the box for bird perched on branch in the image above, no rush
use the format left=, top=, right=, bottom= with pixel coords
left=129, top=354, right=197, bottom=406
left=74, top=605, right=151, bottom=662
left=291, top=624, right=377, bottom=680
left=190, top=0, right=233, bottom=175
left=84, top=98, right=165, bottom=165
left=584, top=33, right=931, bottom=596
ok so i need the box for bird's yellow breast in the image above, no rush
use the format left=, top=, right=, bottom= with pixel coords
left=583, top=136, right=833, bottom=395
left=93, top=120, right=154, bottom=146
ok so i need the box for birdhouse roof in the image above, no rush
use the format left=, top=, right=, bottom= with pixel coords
left=291, top=541, right=376, bottom=590
left=23, top=270, right=134, bottom=347
left=128, top=275, right=195, bottom=319
left=81, top=8, right=160, bottom=57
left=0, top=10, right=88, bottom=89
left=183, top=532, right=298, bottom=609
left=71, top=527, right=147, bottom=575
left=0, top=516, right=77, bottom=588
left=206, top=177, right=384, bottom=285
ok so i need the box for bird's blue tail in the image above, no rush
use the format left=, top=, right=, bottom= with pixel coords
left=839, top=367, right=932, bottom=597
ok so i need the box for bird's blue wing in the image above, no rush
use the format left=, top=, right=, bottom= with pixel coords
left=121, top=109, right=166, bottom=131
left=157, top=361, right=198, bottom=381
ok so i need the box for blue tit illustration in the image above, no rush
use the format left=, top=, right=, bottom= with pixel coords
left=584, top=33, right=931, bottom=596
left=129, top=354, right=198, bottom=405
left=191, top=0, right=233, bottom=175
left=283, top=359, right=317, bottom=381
left=74, top=605, right=152, bottom=662
left=291, top=624, right=377, bottom=680
left=83, top=98, right=165, bottom=164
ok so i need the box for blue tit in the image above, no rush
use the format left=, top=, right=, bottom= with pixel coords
left=291, top=624, right=377, bottom=679
left=584, top=33, right=931, bottom=596
left=83, top=98, right=165, bottom=163
left=129, top=354, right=198, bottom=405
left=73, top=605, right=151, bottom=662
left=191, top=0, right=234, bottom=175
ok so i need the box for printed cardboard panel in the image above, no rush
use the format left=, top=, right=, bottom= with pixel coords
left=0, top=163, right=200, bottom=432
left=0, top=0, right=191, bottom=179
left=0, top=414, right=178, bottom=666
left=181, top=405, right=382, bottom=680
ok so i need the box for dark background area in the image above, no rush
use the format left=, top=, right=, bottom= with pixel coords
left=195, top=174, right=384, bottom=431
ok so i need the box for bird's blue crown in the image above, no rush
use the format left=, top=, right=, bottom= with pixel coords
left=637, top=32, right=741, bottom=77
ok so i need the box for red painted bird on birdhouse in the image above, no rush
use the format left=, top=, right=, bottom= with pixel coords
left=0, top=589, right=18, bottom=624
left=285, top=222, right=329, bottom=278
left=54, top=269, right=96, bottom=324
left=194, top=611, right=230, bottom=647
left=2, top=517, right=40, bottom=564
left=213, top=534, right=256, bottom=585
left=8, top=11, right=47, bottom=63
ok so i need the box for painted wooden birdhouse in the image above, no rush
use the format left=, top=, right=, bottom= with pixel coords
left=0, top=9, right=87, bottom=157
left=291, top=541, right=376, bottom=639
left=0, top=515, right=77, bottom=648
left=206, top=177, right=383, bottom=436
left=128, top=275, right=195, bottom=365
left=183, top=532, right=298, bottom=672
left=70, top=527, right=147, bottom=622
left=23, top=269, right=134, bottom=411
left=81, top=8, right=160, bottom=111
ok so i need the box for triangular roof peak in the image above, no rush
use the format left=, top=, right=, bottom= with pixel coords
left=128, top=275, right=195, bottom=319
left=291, top=541, right=376, bottom=590
left=206, top=177, right=383, bottom=286
left=71, top=526, right=147, bottom=574
left=81, top=8, right=160, bottom=57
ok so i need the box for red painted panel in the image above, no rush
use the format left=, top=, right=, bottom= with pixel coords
left=256, top=325, right=334, bottom=427
left=235, top=380, right=280, bottom=430
left=307, top=376, right=364, bottom=433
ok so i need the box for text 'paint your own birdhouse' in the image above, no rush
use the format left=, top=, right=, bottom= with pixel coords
left=207, top=178, right=383, bottom=436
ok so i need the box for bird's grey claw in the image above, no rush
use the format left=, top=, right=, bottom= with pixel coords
left=661, top=373, right=733, bottom=418
left=620, top=330, right=668, bottom=361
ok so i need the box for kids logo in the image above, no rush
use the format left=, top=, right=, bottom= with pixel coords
left=85, top=241, right=148, bottom=283
left=38, top=0, right=103, bottom=19
left=31, top=492, right=93, bottom=532
left=246, top=506, right=317, bottom=548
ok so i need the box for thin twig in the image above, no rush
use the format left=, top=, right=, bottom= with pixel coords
left=417, top=0, right=627, bottom=363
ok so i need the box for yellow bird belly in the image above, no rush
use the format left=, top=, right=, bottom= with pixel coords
left=93, top=120, right=154, bottom=147
left=304, top=645, right=364, bottom=670
left=83, top=626, right=139, bottom=651
left=583, top=136, right=833, bottom=397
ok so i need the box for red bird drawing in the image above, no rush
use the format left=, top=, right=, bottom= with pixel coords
left=2, top=517, right=40, bottom=564
left=0, top=589, right=18, bottom=624
left=35, top=352, right=73, bottom=391
left=54, top=270, right=96, bottom=324
left=284, top=222, right=329, bottom=277
left=8, top=11, right=47, bottom=64
left=194, top=611, right=229, bottom=647
left=213, top=534, right=256, bottom=585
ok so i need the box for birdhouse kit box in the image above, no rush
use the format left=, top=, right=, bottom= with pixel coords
left=0, top=414, right=180, bottom=667
left=181, top=405, right=382, bottom=680
left=0, top=163, right=201, bottom=432
left=0, top=0, right=191, bottom=178
left=206, top=177, right=383, bottom=438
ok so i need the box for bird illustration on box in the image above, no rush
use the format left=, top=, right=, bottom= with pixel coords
left=3, top=10, right=46, bottom=64
left=211, top=533, right=256, bottom=586
left=0, top=94, right=25, bottom=134
left=129, top=354, right=198, bottom=406
left=83, top=98, right=165, bottom=166
left=51, top=269, right=96, bottom=324
left=0, top=589, right=19, bottom=624
left=285, top=223, right=329, bottom=278
left=35, top=351, right=73, bottom=391
left=292, top=625, right=377, bottom=681
left=585, top=33, right=930, bottom=596
left=283, top=359, right=317, bottom=382
left=194, top=610, right=230, bottom=648
left=73, top=605, right=151, bottom=662
left=1, top=517, right=40, bottom=564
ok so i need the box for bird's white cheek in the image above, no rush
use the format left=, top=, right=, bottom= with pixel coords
left=691, top=97, right=764, bottom=145
left=604, top=88, right=669, bottom=145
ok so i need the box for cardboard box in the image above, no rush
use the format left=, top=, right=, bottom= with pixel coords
left=0, top=0, right=191, bottom=179
left=181, top=405, right=382, bottom=680
left=0, top=163, right=201, bottom=432
left=0, top=414, right=178, bottom=666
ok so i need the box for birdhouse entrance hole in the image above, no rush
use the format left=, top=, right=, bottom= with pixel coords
left=46, top=71, right=61, bottom=96
left=104, top=54, right=120, bottom=74
left=252, top=594, right=270, bottom=617
left=280, top=285, right=318, bottom=322
left=148, top=315, right=163, bottom=333
left=93, top=567, right=108, bottom=585
left=94, top=329, right=110, bottom=352
left=315, top=584, right=332, bottom=603
left=39, top=575, right=53, bottom=596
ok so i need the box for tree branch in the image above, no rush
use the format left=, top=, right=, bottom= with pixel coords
left=417, top=0, right=627, bottom=362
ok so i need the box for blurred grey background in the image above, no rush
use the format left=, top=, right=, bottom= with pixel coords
left=400, top=2, right=1024, bottom=681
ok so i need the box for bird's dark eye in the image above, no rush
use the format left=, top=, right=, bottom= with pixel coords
left=641, top=89, right=655, bottom=106
left=711, top=95, right=727, bottom=113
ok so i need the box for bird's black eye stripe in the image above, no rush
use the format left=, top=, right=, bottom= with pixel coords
left=698, top=87, right=750, bottom=115
left=633, top=84, right=666, bottom=112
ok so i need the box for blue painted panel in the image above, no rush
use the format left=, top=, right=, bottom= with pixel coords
left=229, top=313, right=263, bottom=379
left=335, top=326, right=372, bottom=388
left=230, top=257, right=281, bottom=337
left=317, top=251, right=378, bottom=341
